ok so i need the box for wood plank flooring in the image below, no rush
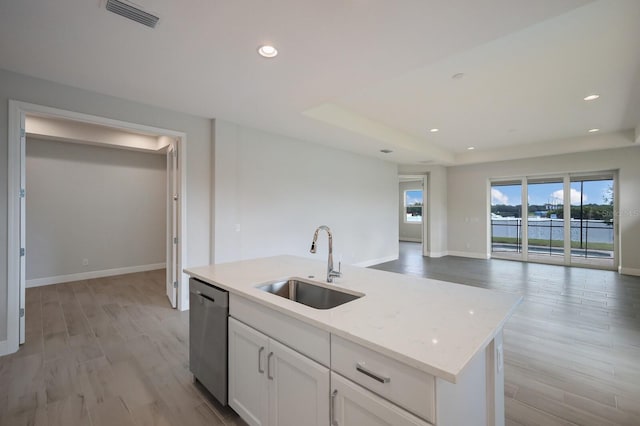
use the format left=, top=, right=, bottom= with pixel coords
left=372, top=242, right=640, bottom=426
left=0, top=270, right=246, bottom=426
left=2, top=247, right=639, bottom=425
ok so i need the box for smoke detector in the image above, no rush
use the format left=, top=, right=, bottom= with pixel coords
left=106, top=0, right=159, bottom=28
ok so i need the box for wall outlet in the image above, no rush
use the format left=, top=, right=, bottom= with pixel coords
left=82, top=258, right=89, bottom=266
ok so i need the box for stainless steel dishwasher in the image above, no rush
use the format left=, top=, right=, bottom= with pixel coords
left=189, top=277, right=228, bottom=406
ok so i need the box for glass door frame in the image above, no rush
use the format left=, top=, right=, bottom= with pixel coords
left=490, top=170, right=618, bottom=270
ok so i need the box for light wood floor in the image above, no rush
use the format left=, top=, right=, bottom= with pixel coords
left=3, top=248, right=639, bottom=426
left=372, top=242, right=640, bottom=426
left=0, top=270, right=246, bottom=426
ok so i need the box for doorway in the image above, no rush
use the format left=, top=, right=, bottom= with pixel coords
left=7, top=100, right=188, bottom=352
left=399, top=175, right=426, bottom=255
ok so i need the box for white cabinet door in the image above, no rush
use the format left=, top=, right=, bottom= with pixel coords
left=331, top=373, right=432, bottom=426
left=268, top=338, right=330, bottom=426
left=229, top=318, right=269, bottom=426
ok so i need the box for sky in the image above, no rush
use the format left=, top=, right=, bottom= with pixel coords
left=405, top=190, right=423, bottom=205
left=491, top=179, right=613, bottom=206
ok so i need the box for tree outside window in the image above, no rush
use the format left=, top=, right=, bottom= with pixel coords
left=405, top=190, right=423, bottom=223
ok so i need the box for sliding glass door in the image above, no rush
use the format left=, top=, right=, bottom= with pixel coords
left=570, top=176, right=615, bottom=268
left=491, top=182, right=522, bottom=257
left=490, top=172, right=616, bottom=270
left=526, top=178, right=565, bottom=263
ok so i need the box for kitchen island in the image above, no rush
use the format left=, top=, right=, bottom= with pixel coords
left=185, top=255, right=522, bottom=426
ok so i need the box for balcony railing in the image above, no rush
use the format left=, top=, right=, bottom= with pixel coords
left=491, top=218, right=613, bottom=258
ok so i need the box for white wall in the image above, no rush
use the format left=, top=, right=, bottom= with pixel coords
left=399, top=181, right=423, bottom=242
left=26, top=138, right=166, bottom=284
left=0, top=68, right=211, bottom=345
left=213, top=120, right=399, bottom=267
left=446, top=143, right=640, bottom=273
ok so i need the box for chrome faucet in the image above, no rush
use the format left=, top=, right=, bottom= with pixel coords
left=310, top=225, right=342, bottom=283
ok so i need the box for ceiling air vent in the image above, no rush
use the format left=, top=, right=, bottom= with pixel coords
left=106, top=0, right=159, bottom=28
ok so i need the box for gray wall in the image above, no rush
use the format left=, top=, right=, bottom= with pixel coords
left=0, top=68, right=211, bottom=343
left=213, top=120, right=399, bottom=266
left=26, top=138, right=166, bottom=281
left=399, top=181, right=423, bottom=242
left=446, top=144, right=640, bottom=273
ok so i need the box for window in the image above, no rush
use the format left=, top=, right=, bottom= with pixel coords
left=404, top=190, right=423, bottom=223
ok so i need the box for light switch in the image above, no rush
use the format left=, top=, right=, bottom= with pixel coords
left=497, top=344, right=504, bottom=373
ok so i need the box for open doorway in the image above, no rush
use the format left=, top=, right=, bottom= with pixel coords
left=399, top=175, right=426, bottom=256
left=7, top=100, right=188, bottom=351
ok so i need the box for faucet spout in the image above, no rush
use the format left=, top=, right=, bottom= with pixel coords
left=310, top=225, right=342, bottom=283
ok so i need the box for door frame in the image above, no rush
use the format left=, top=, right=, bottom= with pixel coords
left=398, top=174, right=427, bottom=255
left=6, top=100, right=189, bottom=354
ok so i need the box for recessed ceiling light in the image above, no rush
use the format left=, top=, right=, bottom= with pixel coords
left=429, top=128, right=439, bottom=133
left=258, top=45, right=278, bottom=58
left=452, top=73, right=465, bottom=80
left=380, top=149, right=393, bottom=154
left=583, top=94, right=600, bottom=101
left=588, top=128, right=600, bottom=133
left=467, top=146, right=475, bottom=150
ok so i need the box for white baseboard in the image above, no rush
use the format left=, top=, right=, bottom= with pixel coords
left=425, top=251, right=447, bottom=258
left=447, top=251, right=490, bottom=260
left=354, top=255, right=398, bottom=268
left=400, top=238, right=422, bottom=243
left=620, top=267, right=640, bottom=277
left=26, top=263, right=166, bottom=288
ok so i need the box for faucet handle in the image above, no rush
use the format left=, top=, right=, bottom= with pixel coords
left=330, top=262, right=342, bottom=279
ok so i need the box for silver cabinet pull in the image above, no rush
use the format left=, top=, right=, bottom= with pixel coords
left=258, top=346, right=265, bottom=374
left=356, top=363, right=390, bottom=383
left=267, top=352, right=274, bottom=380
left=330, top=389, right=338, bottom=426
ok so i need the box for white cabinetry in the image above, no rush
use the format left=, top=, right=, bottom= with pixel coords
left=331, top=335, right=435, bottom=423
left=228, top=317, right=329, bottom=426
left=331, top=373, right=431, bottom=426
left=228, top=317, right=269, bottom=425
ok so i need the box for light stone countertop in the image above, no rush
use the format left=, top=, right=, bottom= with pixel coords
left=184, top=255, right=522, bottom=383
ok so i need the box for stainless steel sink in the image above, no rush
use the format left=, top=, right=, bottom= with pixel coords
left=256, top=278, right=363, bottom=309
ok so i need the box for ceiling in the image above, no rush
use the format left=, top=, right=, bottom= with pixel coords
left=1, top=0, right=639, bottom=165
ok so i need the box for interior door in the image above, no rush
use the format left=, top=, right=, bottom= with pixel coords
left=19, top=111, right=26, bottom=344
left=166, top=144, right=178, bottom=308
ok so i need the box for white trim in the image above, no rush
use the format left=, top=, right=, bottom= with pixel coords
left=448, top=251, right=491, bottom=260
left=400, top=237, right=422, bottom=243
left=6, top=101, right=21, bottom=355
left=353, top=255, right=398, bottom=268
left=26, top=263, right=166, bottom=288
left=620, top=267, right=640, bottom=277
left=425, top=251, right=447, bottom=258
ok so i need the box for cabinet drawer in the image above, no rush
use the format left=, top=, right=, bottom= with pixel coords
left=331, top=372, right=432, bottom=426
left=331, top=335, right=435, bottom=423
left=230, top=294, right=330, bottom=366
